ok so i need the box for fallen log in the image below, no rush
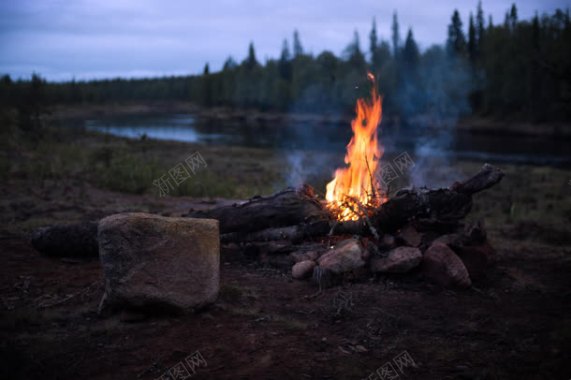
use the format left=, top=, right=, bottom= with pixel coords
left=187, top=184, right=331, bottom=234
left=210, top=164, right=504, bottom=242
left=29, top=165, right=504, bottom=257
left=31, top=221, right=99, bottom=258
left=369, top=163, right=504, bottom=232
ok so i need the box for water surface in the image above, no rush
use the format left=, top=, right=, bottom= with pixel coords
left=85, top=113, right=571, bottom=167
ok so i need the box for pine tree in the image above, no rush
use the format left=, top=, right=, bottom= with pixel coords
left=391, top=12, right=401, bottom=57
left=293, top=30, right=303, bottom=57
left=476, top=1, right=485, bottom=46
left=531, top=13, right=540, bottom=50
left=344, top=30, right=366, bottom=68
left=279, top=39, right=292, bottom=80
left=223, top=56, right=237, bottom=71
left=402, top=28, right=420, bottom=70
left=245, top=42, right=258, bottom=69
left=369, top=18, right=379, bottom=67
left=201, top=64, right=212, bottom=106
left=468, top=14, right=477, bottom=63
left=280, top=39, right=291, bottom=62
left=447, top=10, right=467, bottom=57
left=508, top=4, right=518, bottom=31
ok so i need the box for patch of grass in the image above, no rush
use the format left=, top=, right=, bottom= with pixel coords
left=33, top=142, right=88, bottom=180
left=91, top=151, right=163, bottom=194
left=5, top=114, right=571, bottom=237
left=170, top=170, right=240, bottom=198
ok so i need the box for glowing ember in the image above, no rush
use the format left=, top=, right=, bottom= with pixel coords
left=325, top=73, right=386, bottom=221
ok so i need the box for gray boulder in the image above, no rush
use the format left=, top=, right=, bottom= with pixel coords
left=98, top=213, right=219, bottom=313
left=371, top=246, right=422, bottom=273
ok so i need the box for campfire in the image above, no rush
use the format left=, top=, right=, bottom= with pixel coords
left=326, top=72, right=386, bottom=222
left=187, top=73, right=505, bottom=289
left=32, top=73, right=505, bottom=292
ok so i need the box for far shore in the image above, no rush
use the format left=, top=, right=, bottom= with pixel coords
left=49, top=101, right=571, bottom=140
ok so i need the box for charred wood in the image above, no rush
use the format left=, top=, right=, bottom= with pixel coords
left=187, top=185, right=330, bottom=234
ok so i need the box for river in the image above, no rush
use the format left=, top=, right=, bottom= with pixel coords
left=84, top=113, right=571, bottom=167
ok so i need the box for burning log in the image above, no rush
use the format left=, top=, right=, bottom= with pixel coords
left=202, top=164, right=504, bottom=242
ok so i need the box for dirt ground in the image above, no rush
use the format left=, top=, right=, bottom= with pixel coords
left=1, top=172, right=570, bottom=380
left=1, top=119, right=570, bottom=380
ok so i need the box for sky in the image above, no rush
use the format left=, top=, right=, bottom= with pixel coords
left=0, top=0, right=569, bottom=81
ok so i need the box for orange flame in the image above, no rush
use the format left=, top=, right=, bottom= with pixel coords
left=325, top=73, right=386, bottom=221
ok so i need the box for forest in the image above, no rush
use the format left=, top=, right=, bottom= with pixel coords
left=1, top=3, right=570, bottom=124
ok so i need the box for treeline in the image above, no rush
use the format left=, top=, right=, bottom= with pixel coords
left=1, top=3, right=570, bottom=123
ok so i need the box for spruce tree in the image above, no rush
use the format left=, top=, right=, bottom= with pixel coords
left=447, top=10, right=467, bottom=57
left=245, top=42, right=258, bottom=69
left=468, top=14, right=477, bottom=62
left=293, top=30, right=304, bottom=57
left=391, top=12, right=401, bottom=58
left=402, top=28, right=419, bottom=69
left=476, top=1, right=485, bottom=47
left=369, top=18, right=380, bottom=67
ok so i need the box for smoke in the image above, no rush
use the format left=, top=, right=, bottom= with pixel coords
left=285, top=149, right=305, bottom=187
left=400, top=50, right=475, bottom=188
left=281, top=48, right=476, bottom=191
left=281, top=82, right=349, bottom=191
left=283, top=138, right=340, bottom=192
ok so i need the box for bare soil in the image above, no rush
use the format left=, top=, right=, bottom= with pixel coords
left=1, top=176, right=570, bottom=380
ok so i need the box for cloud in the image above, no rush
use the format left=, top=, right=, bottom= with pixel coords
left=0, top=0, right=568, bottom=80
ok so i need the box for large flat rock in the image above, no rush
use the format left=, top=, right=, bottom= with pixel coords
left=98, top=213, right=219, bottom=313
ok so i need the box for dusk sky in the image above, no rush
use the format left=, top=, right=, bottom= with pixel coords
left=1, top=0, right=569, bottom=81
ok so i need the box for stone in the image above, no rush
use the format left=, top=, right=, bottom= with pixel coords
left=422, top=242, right=471, bottom=288
left=396, top=224, right=423, bottom=247
left=292, top=260, right=316, bottom=279
left=98, top=213, right=219, bottom=313
left=317, top=239, right=366, bottom=274
left=370, top=246, right=422, bottom=273
left=378, top=234, right=396, bottom=250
